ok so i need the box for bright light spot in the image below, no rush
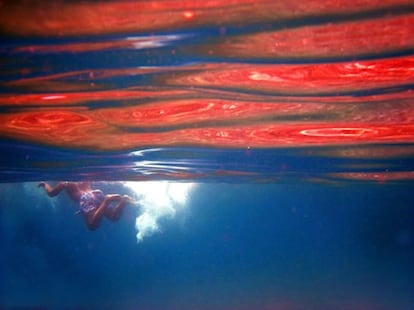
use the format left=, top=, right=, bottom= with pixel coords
left=41, top=95, right=66, bottom=100
left=300, top=127, right=378, bottom=137
left=126, top=34, right=190, bottom=49
left=249, top=71, right=283, bottom=82
left=183, top=11, right=194, bottom=19
left=124, top=181, right=196, bottom=243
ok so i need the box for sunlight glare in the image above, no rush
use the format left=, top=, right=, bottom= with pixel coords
left=124, top=181, right=195, bottom=242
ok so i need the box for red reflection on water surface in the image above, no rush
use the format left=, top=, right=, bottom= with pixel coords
left=333, top=171, right=414, bottom=181
left=2, top=105, right=414, bottom=150
left=196, top=13, right=414, bottom=60
left=168, top=56, right=414, bottom=95
left=1, top=57, right=414, bottom=150
left=1, top=0, right=412, bottom=37
left=0, top=88, right=192, bottom=106
left=1, top=0, right=414, bottom=183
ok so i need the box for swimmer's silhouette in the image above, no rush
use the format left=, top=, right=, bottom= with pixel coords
left=38, top=182, right=136, bottom=230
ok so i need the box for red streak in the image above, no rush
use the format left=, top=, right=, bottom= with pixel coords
left=94, top=99, right=338, bottom=128
left=0, top=89, right=193, bottom=106
left=169, top=56, right=414, bottom=94
left=200, top=13, right=414, bottom=59
left=1, top=0, right=412, bottom=37
left=333, top=171, right=414, bottom=181
left=1, top=107, right=413, bottom=150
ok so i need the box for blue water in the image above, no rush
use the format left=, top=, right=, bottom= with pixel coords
left=1, top=3, right=414, bottom=309
left=1, top=181, right=413, bottom=308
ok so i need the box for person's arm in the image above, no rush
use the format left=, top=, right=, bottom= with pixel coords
left=38, top=181, right=67, bottom=197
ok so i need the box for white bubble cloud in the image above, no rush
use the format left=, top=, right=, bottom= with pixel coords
left=124, top=181, right=195, bottom=242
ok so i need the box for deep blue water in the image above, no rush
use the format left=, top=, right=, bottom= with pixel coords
left=1, top=181, right=413, bottom=308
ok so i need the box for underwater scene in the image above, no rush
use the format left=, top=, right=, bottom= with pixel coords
left=1, top=1, right=414, bottom=308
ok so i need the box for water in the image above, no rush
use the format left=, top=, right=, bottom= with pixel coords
left=1, top=1, right=414, bottom=309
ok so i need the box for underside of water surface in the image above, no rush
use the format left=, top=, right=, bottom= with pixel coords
left=0, top=0, right=414, bottom=183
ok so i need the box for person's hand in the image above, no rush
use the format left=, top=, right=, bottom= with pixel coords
left=123, top=195, right=138, bottom=205
left=37, top=182, right=46, bottom=188
left=104, top=194, right=122, bottom=203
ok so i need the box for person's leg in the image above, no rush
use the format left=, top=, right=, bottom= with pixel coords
left=85, top=194, right=122, bottom=230
left=105, top=195, right=134, bottom=222
left=38, top=181, right=83, bottom=202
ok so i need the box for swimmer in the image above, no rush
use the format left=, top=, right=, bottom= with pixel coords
left=38, top=181, right=137, bottom=231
